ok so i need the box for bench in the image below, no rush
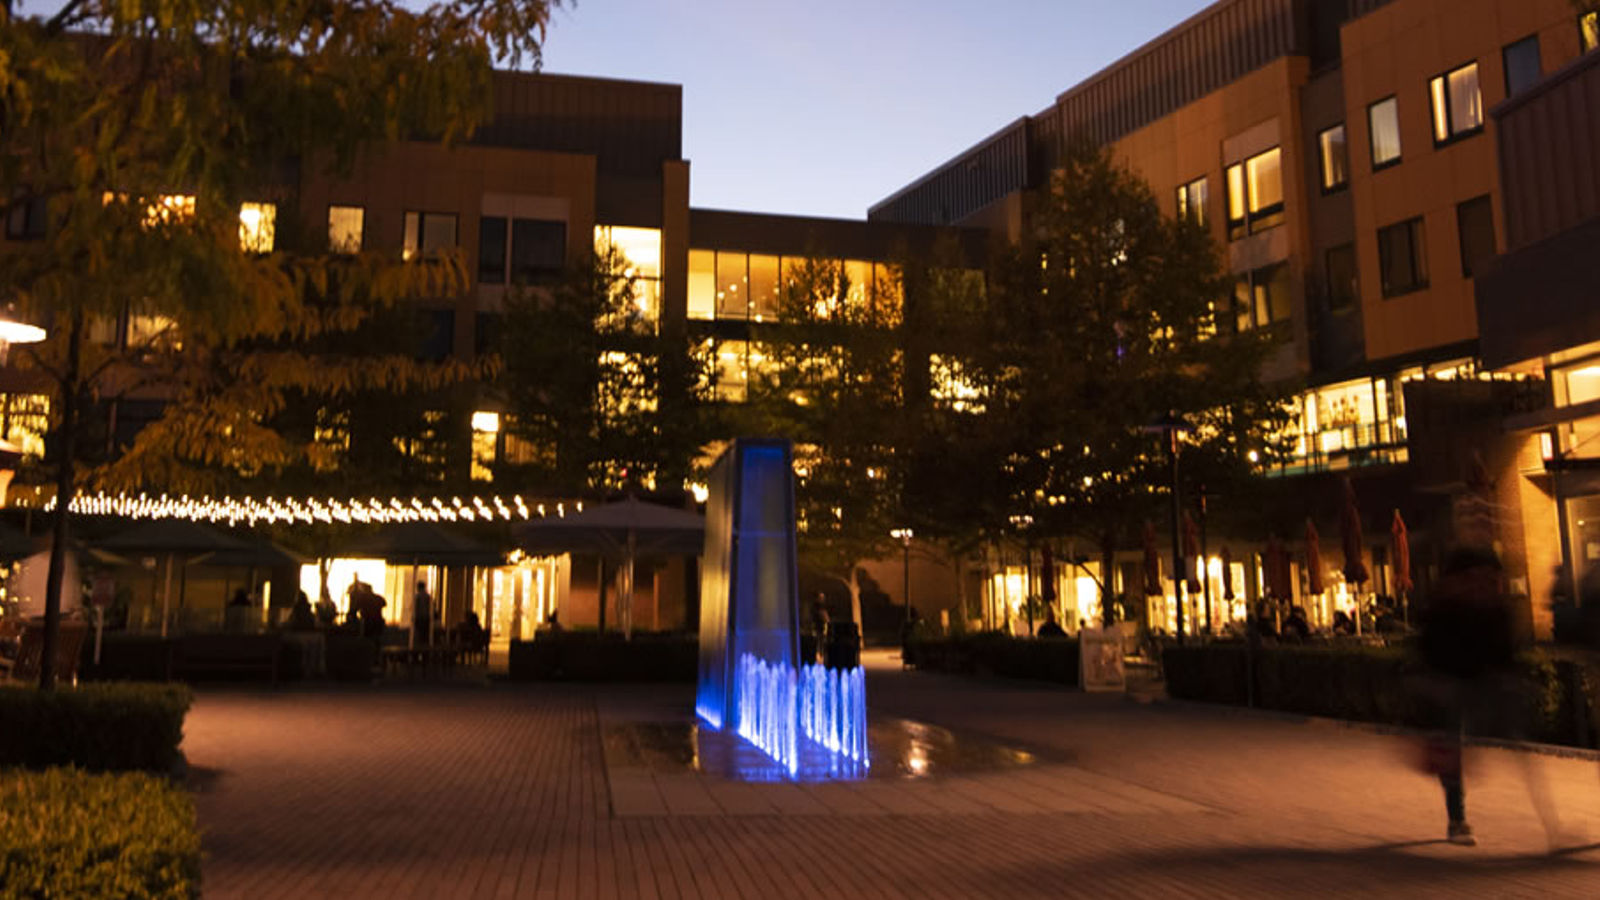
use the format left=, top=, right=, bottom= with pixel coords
left=0, top=619, right=89, bottom=685
left=175, top=634, right=283, bottom=686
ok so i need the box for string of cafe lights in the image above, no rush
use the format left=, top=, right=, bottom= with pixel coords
left=18, top=490, right=583, bottom=527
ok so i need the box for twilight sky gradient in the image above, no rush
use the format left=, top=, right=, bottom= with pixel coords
left=540, top=0, right=1214, bottom=219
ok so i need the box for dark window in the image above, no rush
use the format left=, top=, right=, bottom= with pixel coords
left=1457, top=195, right=1496, bottom=278
left=478, top=217, right=508, bottom=284
left=475, top=312, right=502, bottom=356
left=1326, top=244, right=1357, bottom=310
left=5, top=194, right=46, bottom=240
left=403, top=212, right=457, bottom=260
left=421, top=309, right=455, bottom=361
left=1503, top=36, right=1541, bottom=97
left=1368, top=97, right=1402, bottom=169
left=1429, top=61, right=1483, bottom=145
left=1231, top=263, right=1292, bottom=334
left=1318, top=124, right=1348, bottom=192
left=1583, top=12, right=1599, bottom=53
left=510, top=219, right=566, bottom=283
left=1176, top=176, right=1208, bottom=227
left=1225, top=147, right=1283, bottom=240
left=1378, top=217, right=1428, bottom=297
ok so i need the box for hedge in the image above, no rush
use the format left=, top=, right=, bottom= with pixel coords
left=0, top=683, right=192, bottom=772
left=1163, top=643, right=1589, bottom=746
left=509, top=632, right=697, bottom=682
left=0, top=767, right=200, bottom=899
left=906, top=634, right=1080, bottom=686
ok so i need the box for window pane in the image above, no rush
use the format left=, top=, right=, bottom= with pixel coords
left=422, top=213, right=456, bottom=253
left=1583, top=12, right=1599, bottom=53
left=238, top=202, right=275, bottom=253
left=1504, top=37, right=1541, bottom=97
left=1369, top=98, right=1402, bottom=166
left=1176, top=185, right=1188, bottom=221
left=478, top=216, right=507, bottom=284
left=1326, top=243, right=1357, bottom=310
left=511, top=219, right=565, bottom=282
left=843, top=260, right=871, bottom=311
left=1457, top=195, right=1495, bottom=278
left=1191, top=178, right=1208, bottom=225
left=329, top=205, right=363, bottom=253
left=403, top=212, right=420, bottom=260
left=1226, top=164, right=1246, bottom=239
left=749, top=255, right=779, bottom=320
left=1448, top=63, right=1482, bottom=135
left=1430, top=76, right=1451, bottom=143
left=598, top=226, right=662, bottom=279
left=1263, top=264, right=1292, bottom=324
left=1233, top=277, right=1253, bottom=331
left=1318, top=125, right=1347, bottom=190
left=1379, top=217, right=1427, bottom=296
left=716, top=251, right=748, bottom=319
left=688, top=249, right=716, bottom=319
left=1247, top=148, right=1282, bottom=213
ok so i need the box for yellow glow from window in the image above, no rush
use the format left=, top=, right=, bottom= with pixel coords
left=471, top=411, right=501, bottom=433
left=329, top=205, right=363, bottom=254
left=239, top=202, right=276, bottom=253
left=300, top=559, right=388, bottom=619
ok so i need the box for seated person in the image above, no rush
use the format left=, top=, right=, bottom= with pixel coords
left=1332, top=609, right=1355, bottom=635
left=1036, top=608, right=1068, bottom=638
left=457, top=610, right=487, bottom=647
left=287, top=591, right=317, bottom=632
left=1282, top=606, right=1311, bottom=641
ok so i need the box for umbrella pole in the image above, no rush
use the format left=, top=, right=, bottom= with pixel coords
left=160, top=554, right=173, bottom=639
left=625, top=529, right=637, bottom=641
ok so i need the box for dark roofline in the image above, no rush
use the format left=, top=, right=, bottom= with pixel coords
left=493, top=67, right=682, bottom=94
left=866, top=117, right=1030, bottom=218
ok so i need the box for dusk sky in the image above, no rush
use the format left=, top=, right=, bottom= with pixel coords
left=540, top=0, right=1215, bottom=220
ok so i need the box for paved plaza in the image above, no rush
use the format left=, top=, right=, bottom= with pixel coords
left=182, top=652, right=1600, bottom=898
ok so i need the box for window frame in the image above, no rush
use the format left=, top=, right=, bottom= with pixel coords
left=1377, top=216, right=1429, bottom=298
left=1176, top=175, right=1208, bottom=227
left=402, top=210, right=458, bottom=261
left=1367, top=96, right=1403, bottom=171
left=1428, top=60, right=1484, bottom=147
left=1224, top=147, right=1284, bottom=241
left=328, top=204, right=365, bottom=254
left=1230, top=262, right=1293, bottom=334
left=1455, top=194, right=1496, bottom=279
left=1502, top=35, right=1541, bottom=98
left=1317, top=123, right=1349, bottom=193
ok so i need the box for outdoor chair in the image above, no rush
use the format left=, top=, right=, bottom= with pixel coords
left=0, top=618, right=90, bottom=685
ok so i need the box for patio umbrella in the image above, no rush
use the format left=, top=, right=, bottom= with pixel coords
left=97, top=521, right=251, bottom=637
left=1392, top=509, right=1413, bottom=624
left=1182, top=510, right=1202, bottom=594
left=1142, top=520, right=1162, bottom=596
left=1220, top=546, right=1235, bottom=601
left=1305, top=519, right=1324, bottom=596
left=1339, top=477, right=1369, bottom=585
left=1039, top=545, right=1056, bottom=602
left=516, top=496, right=705, bottom=638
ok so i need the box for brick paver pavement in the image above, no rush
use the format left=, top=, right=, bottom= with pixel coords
left=183, top=654, right=1600, bottom=898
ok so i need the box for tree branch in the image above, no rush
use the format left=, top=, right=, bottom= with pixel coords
left=43, top=0, right=88, bottom=35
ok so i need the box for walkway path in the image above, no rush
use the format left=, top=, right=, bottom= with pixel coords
left=183, top=656, right=1600, bottom=898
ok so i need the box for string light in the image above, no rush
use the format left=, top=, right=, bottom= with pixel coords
left=27, top=490, right=572, bottom=526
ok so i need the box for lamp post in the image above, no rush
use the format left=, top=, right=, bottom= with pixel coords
left=890, top=527, right=914, bottom=628
left=1143, top=412, right=1193, bottom=646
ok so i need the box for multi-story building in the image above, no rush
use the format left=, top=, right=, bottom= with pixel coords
left=871, top=0, right=1599, bottom=636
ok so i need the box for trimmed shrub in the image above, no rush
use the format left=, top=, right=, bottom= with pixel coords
left=0, top=682, right=192, bottom=772
left=80, top=635, right=176, bottom=682
left=509, top=632, right=697, bottom=682
left=0, top=767, right=201, bottom=899
left=906, top=634, right=1080, bottom=686
left=1163, top=643, right=1583, bottom=745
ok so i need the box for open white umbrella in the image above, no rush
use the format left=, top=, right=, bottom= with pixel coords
left=515, top=496, right=704, bottom=638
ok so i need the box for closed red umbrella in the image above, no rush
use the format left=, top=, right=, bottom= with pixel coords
left=1391, top=509, right=1413, bottom=593
left=1182, top=510, right=1202, bottom=594
left=1340, top=478, right=1369, bottom=585
left=1305, top=518, right=1325, bottom=596
left=1220, top=546, right=1235, bottom=601
left=1143, top=521, right=1162, bottom=595
left=1264, top=535, right=1292, bottom=601
left=1040, top=545, right=1057, bottom=602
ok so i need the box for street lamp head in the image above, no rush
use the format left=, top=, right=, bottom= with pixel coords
left=890, top=527, right=914, bottom=543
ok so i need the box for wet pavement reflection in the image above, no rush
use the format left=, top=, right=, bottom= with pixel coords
left=605, top=716, right=1054, bottom=783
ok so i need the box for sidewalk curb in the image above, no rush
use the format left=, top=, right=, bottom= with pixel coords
left=1140, top=695, right=1600, bottom=762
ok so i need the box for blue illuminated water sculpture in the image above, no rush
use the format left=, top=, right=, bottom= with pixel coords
left=695, top=439, right=869, bottom=780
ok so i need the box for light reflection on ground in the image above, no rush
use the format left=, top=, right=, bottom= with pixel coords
left=605, top=716, right=1049, bottom=783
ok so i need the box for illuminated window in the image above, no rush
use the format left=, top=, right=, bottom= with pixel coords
left=126, top=314, right=180, bottom=351
left=688, top=250, right=715, bottom=319
left=402, top=212, right=457, bottom=261
left=1429, top=61, right=1483, bottom=145
left=595, top=226, right=661, bottom=324
left=1224, top=147, right=1282, bottom=240
left=843, top=260, right=872, bottom=312
left=329, top=205, right=364, bottom=253
left=749, top=255, right=779, bottom=321
left=1503, top=36, right=1541, bottom=97
left=238, top=202, right=276, bottom=253
left=0, top=393, right=50, bottom=458
left=1176, top=176, right=1208, bottom=227
left=108, top=193, right=195, bottom=228
left=1582, top=12, right=1598, bottom=53
left=1368, top=97, right=1402, bottom=169
left=929, top=355, right=985, bottom=413
left=707, top=340, right=775, bottom=403
left=470, top=411, right=499, bottom=482
left=1317, top=124, right=1348, bottom=191
left=716, top=251, right=748, bottom=320
left=313, top=408, right=349, bottom=470
left=1377, top=216, right=1428, bottom=297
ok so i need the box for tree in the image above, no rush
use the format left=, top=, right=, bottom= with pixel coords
left=940, top=143, right=1291, bottom=617
left=498, top=240, right=712, bottom=497
left=0, top=0, right=562, bottom=687
left=733, top=254, right=907, bottom=626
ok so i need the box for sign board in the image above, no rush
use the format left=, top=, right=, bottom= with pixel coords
left=1079, top=628, right=1126, bottom=692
